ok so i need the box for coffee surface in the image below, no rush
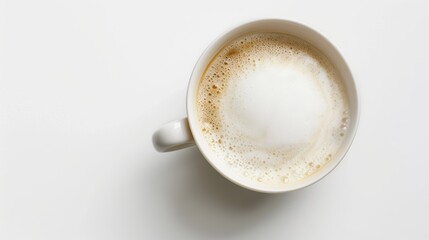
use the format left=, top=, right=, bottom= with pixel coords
left=196, top=32, right=350, bottom=187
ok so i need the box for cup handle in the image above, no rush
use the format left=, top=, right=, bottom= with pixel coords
left=152, top=118, right=195, bottom=152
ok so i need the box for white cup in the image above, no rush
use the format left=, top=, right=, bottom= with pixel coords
left=153, top=19, right=359, bottom=193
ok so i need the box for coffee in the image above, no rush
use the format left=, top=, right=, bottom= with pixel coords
left=196, top=32, right=350, bottom=187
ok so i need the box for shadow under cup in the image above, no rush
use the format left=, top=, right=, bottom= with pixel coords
left=186, top=19, right=359, bottom=193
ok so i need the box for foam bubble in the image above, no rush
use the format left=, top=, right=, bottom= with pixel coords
left=196, top=32, right=350, bottom=187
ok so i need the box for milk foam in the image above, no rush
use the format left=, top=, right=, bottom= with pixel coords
left=196, top=33, right=349, bottom=187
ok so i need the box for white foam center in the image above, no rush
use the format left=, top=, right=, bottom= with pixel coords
left=222, top=60, right=327, bottom=149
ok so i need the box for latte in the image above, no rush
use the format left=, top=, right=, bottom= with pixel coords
left=196, top=32, right=350, bottom=187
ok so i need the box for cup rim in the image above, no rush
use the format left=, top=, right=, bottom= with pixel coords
left=186, top=18, right=360, bottom=193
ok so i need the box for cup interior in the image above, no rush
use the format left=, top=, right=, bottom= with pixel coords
left=186, top=19, right=359, bottom=193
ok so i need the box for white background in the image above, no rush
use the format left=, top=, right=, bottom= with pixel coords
left=1, top=0, right=428, bottom=239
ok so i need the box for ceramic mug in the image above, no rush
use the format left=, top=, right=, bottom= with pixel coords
left=153, top=19, right=359, bottom=193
